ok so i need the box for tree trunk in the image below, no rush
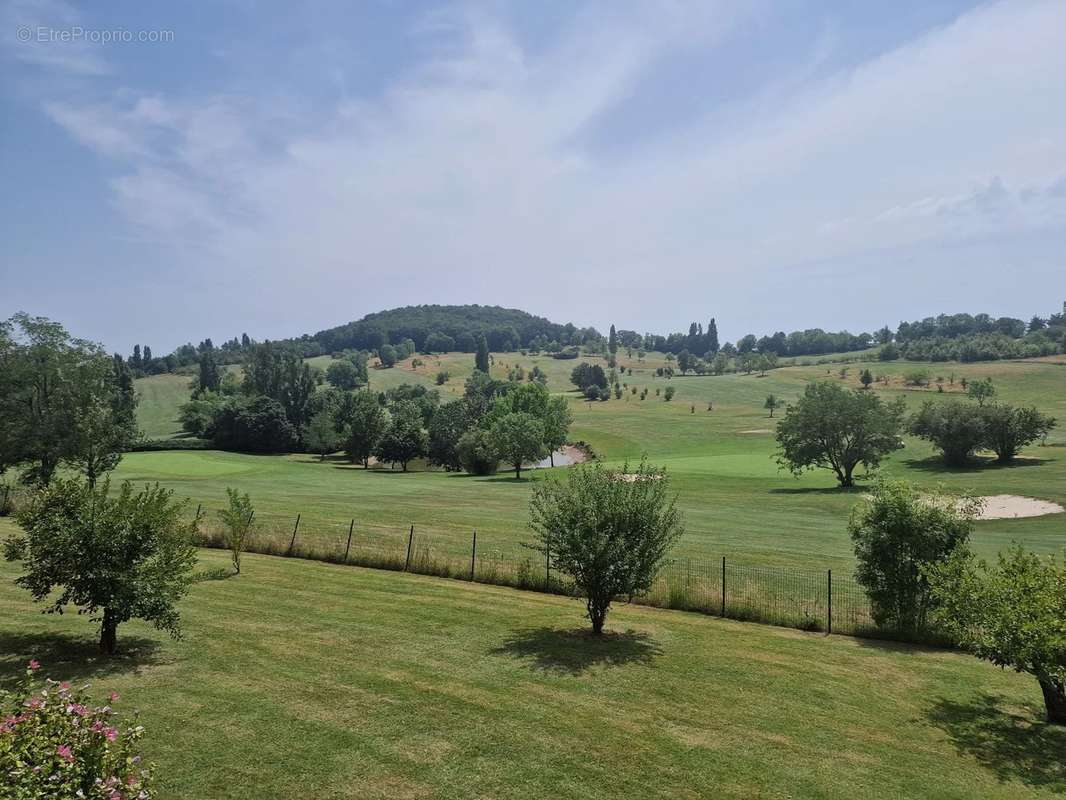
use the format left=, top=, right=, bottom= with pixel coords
left=514, top=463, right=521, bottom=480
left=550, top=451, right=555, bottom=467
left=588, top=601, right=607, bottom=635
left=1039, top=676, right=1066, bottom=725
left=839, top=464, right=855, bottom=488
left=99, top=609, right=118, bottom=655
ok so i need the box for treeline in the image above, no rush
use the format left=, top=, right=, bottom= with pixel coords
left=180, top=342, right=573, bottom=477
left=295, top=304, right=600, bottom=357
left=627, top=318, right=874, bottom=358
left=888, top=310, right=1066, bottom=362
left=125, top=334, right=255, bottom=378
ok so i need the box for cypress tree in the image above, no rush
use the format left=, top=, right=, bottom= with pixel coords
left=707, top=318, right=719, bottom=354
left=608, top=324, right=618, bottom=355
left=475, top=334, right=490, bottom=373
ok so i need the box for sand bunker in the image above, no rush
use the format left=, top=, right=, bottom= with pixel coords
left=739, top=429, right=773, bottom=434
left=972, top=495, right=1064, bottom=520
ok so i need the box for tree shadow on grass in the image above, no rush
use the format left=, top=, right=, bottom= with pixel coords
left=490, top=627, right=661, bottom=676
left=901, top=455, right=1052, bottom=473
left=0, top=630, right=167, bottom=690
left=927, top=694, right=1066, bottom=792
left=768, top=485, right=863, bottom=496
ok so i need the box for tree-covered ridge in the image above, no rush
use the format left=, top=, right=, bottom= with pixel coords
left=301, top=304, right=601, bottom=355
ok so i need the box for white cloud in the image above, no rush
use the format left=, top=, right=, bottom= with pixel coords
left=22, top=0, right=1066, bottom=340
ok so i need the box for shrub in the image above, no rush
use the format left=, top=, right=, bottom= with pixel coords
left=0, top=661, right=155, bottom=797
left=849, top=481, right=977, bottom=632
left=435, top=371, right=450, bottom=385
left=663, top=386, right=676, bottom=401
left=903, top=369, right=930, bottom=387
left=457, top=429, right=500, bottom=475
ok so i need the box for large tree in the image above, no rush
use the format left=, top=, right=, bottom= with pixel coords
left=4, top=478, right=198, bottom=654
left=775, top=381, right=906, bottom=487
left=929, top=546, right=1066, bottom=725
left=528, top=459, right=683, bottom=634
left=0, top=314, right=138, bottom=486
left=542, top=396, right=573, bottom=467
left=849, top=481, right=977, bottom=632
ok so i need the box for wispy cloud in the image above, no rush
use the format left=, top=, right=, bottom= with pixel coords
left=10, top=0, right=1066, bottom=344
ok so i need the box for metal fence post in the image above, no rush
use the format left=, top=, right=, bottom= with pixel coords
left=721, top=556, right=726, bottom=617
left=344, top=519, right=354, bottom=563
left=288, top=514, right=301, bottom=555
left=470, top=530, right=477, bottom=581
left=827, top=569, right=833, bottom=635
left=404, top=525, right=414, bottom=571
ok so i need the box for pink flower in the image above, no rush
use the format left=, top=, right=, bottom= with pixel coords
left=28, top=659, right=40, bottom=671
left=56, top=744, right=74, bottom=763
left=105, top=727, right=118, bottom=742
left=109, top=692, right=120, bottom=703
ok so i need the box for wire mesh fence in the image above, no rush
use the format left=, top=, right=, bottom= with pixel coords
left=191, top=508, right=913, bottom=642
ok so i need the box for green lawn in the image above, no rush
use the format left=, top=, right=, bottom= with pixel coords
left=0, top=546, right=1061, bottom=799
left=122, top=352, right=1066, bottom=572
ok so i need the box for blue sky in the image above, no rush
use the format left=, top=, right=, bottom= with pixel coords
left=2, top=0, right=1064, bottom=353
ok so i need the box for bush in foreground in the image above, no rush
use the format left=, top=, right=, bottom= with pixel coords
left=4, top=478, right=198, bottom=654
left=528, top=459, right=683, bottom=634
left=0, top=661, right=154, bottom=798
left=849, top=481, right=977, bottom=632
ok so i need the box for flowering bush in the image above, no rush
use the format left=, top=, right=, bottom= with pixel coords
left=0, top=660, right=154, bottom=799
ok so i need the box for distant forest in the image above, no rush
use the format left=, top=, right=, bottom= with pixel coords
left=124, top=303, right=1066, bottom=378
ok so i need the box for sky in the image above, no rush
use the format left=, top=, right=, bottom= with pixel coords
left=2, top=0, right=1065, bottom=354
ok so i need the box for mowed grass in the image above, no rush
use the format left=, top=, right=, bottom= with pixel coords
left=123, top=351, right=1066, bottom=571
left=0, top=546, right=1062, bottom=799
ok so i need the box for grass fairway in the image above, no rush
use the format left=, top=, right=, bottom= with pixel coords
left=122, top=352, right=1066, bottom=571
left=0, top=545, right=1062, bottom=799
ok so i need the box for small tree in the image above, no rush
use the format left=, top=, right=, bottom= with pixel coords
left=859, top=369, right=873, bottom=390
left=305, top=409, right=341, bottom=460
left=967, top=377, right=995, bottom=406
left=980, top=403, right=1055, bottom=463
left=340, top=391, right=388, bottom=468
left=218, top=487, right=255, bottom=574
left=490, top=412, right=546, bottom=479
left=435, top=370, right=450, bottom=385
left=663, top=386, right=676, bottom=401
left=528, top=459, right=683, bottom=634
left=928, top=546, right=1066, bottom=725
left=764, top=394, right=780, bottom=417
left=775, top=382, right=906, bottom=487
left=909, top=400, right=987, bottom=466
left=849, top=481, right=977, bottom=632
left=5, top=478, right=197, bottom=654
